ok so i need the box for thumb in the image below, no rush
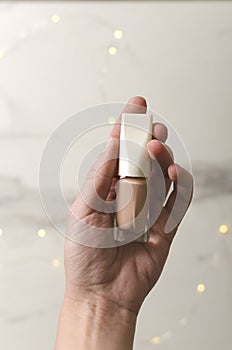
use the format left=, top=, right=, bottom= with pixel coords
left=70, top=138, right=119, bottom=219
left=84, top=137, right=119, bottom=202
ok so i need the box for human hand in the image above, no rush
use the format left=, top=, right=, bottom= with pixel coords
left=56, top=96, right=193, bottom=350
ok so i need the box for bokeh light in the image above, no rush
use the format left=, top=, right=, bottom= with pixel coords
left=114, top=29, right=123, bottom=39
left=52, top=259, right=61, bottom=267
left=37, top=229, right=46, bottom=238
left=151, top=336, right=161, bottom=345
left=197, top=283, right=206, bottom=293
left=51, top=15, right=60, bottom=24
left=0, top=50, right=5, bottom=60
left=108, top=46, right=117, bottom=55
left=219, top=224, right=229, bottom=234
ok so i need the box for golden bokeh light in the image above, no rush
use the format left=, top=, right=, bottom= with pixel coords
left=151, top=336, right=161, bottom=345
left=52, top=259, right=61, bottom=267
left=0, top=50, right=5, bottom=60
left=52, top=15, right=60, bottom=24
left=108, top=46, right=117, bottom=55
left=197, top=283, right=206, bottom=293
left=219, top=224, right=229, bottom=234
left=114, top=29, right=123, bottom=39
left=37, top=229, right=46, bottom=238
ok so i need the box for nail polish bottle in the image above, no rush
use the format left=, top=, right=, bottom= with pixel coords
left=115, top=113, right=152, bottom=242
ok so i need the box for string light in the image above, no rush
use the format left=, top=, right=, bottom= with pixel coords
left=51, top=15, right=60, bottom=24
left=114, top=29, right=123, bottom=39
left=0, top=228, right=3, bottom=237
left=197, top=283, right=206, bottom=294
left=108, top=46, right=117, bottom=55
left=0, top=50, right=5, bottom=60
left=37, top=228, right=46, bottom=238
left=52, top=259, right=61, bottom=267
left=219, top=224, right=228, bottom=234
left=151, top=336, right=161, bottom=345
left=108, top=116, right=116, bottom=124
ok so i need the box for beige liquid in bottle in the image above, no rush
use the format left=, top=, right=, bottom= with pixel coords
left=116, top=178, right=148, bottom=233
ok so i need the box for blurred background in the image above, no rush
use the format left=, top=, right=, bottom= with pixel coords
left=0, top=1, right=232, bottom=349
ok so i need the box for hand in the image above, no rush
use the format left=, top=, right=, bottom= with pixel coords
left=56, top=96, right=193, bottom=350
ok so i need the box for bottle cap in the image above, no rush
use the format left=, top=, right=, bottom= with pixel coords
left=118, top=113, right=153, bottom=178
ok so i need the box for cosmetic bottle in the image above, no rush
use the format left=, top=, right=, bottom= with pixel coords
left=115, top=113, right=152, bottom=242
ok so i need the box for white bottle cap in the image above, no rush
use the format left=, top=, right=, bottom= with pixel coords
left=119, top=113, right=153, bottom=178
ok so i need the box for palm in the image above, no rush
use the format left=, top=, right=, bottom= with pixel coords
left=65, top=206, right=171, bottom=314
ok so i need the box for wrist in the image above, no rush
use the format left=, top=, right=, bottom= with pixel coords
left=56, top=291, right=137, bottom=350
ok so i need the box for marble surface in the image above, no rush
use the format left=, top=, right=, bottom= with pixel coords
left=0, top=2, right=232, bottom=350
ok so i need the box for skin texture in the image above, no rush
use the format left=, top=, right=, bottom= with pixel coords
left=55, top=96, right=193, bottom=350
